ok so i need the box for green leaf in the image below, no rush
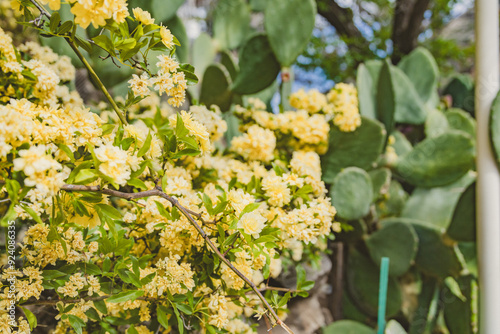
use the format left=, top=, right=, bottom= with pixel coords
left=264, top=0, right=316, bottom=66
left=49, top=11, right=60, bottom=33
left=157, top=305, right=169, bottom=328
left=330, top=167, right=373, bottom=220
left=20, top=307, right=37, bottom=331
left=175, top=302, right=193, bottom=315
left=396, top=131, right=475, bottom=187
left=127, top=178, right=148, bottom=190
left=179, top=63, right=198, bottom=86
left=68, top=315, right=85, bottom=334
left=231, top=33, right=280, bottom=95
left=213, top=0, right=250, bottom=50
left=19, top=203, right=43, bottom=224
left=95, top=204, right=122, bottom=220
left=106, top=290, right=145, bottom=303
left=94, top=299, right=108, bottom=314
left=239, top=202, right=261, bottom=217
left=58, top=21, right=73, bottom=35
left=137, top=132, right=152, bottom=157
left=92, top=34, right=115, bottom=55
left=321, top=117, right=386, bottom=183
left=57, top=144, right=75, bottom=162
left=74, top=169, right=98, bottom=184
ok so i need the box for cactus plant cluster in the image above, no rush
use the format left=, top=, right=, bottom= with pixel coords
left=322, top=48, right=478, bottom=334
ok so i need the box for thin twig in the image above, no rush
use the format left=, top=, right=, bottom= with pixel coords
left=28, top=0, right=128, bottom=125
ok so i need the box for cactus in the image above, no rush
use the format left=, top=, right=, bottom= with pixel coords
left=446, top=183, right=476, bottom=242
left=390, top=65, right=427, bottom=124
left=377, top=60, right=396, bottom=138
left=443, top=275, right=478, bottom=334
left=220, top=50, right=238, bottom=81
left=330, top=167, right=374, bottom=220
left=336, top=219, right=367, bottom=243
left=401, top=171, right=475, bottom=229
left=357, top=63, right=377, bottom=119
left=322, top=116, right=386, bottom=183
left=166, top=15, right=189, bottom=63
left=346, top=249, right=402, bottom=317
left=231, top=34, right=281, bottom=95
left=446, top=108, right=476, bottom=139
left=323, top=320, right=375, bottom=334
left=341, top=290, right=372, bottom=323
left=368, top=168, right=391, bottom=201
left=490, top=91, right=500, bottom=166
left=151, top=0, right=185, bottom=23
left=408, top=276, right=439, bottom=334
left=264, top=0, right=316, bottom=66
left=366, top=222, right=418, bottom=277
left=397, top=47, right=439, bottom=105
left=199, top=64, right=233, bottom=112
left=390, top=131, right=413, bottom=157
left=443, top=74, right=475, bottom=114
left=376, top=180, right=408, bottom=217
left=425, top=109, right=449, bottom=138
left=412, top=221, right=464, bottom=278
left=213, top=0, right=250, bottom=50
left=395, top=131, right=475, bottom=187
left=192, top=33, right=216, bottom=82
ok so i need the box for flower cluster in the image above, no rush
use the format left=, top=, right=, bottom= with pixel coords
left=40, top=0, right=128, bottom=29
left=289, top=83, right=362, bottom=132
left=0, top=7, right=344, bottom=334
left=128, top=53, right=187, bottom=107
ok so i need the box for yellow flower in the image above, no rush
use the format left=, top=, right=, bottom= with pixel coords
left=237, top=211, right=267, bottom=238
left=132, top=7, right=155, bottom=25
left=160, top=26, right=174, bottom=49
left=230, top=125, right=276, bottom=162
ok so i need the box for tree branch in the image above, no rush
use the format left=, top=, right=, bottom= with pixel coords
left=316, top=0, right=365, bottom=43
left=61, top=184, right=293, bottom=333
left=391, top=0, right=431, bottom=62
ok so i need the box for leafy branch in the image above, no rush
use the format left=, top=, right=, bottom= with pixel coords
left=60, top=184, right=294, bottom=333
left=28, top=0, right=128, bottom=125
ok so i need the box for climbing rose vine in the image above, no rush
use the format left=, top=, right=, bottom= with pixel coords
left=0, top=0, right=362, bottom=333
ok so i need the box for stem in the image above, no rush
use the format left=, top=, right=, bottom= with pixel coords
left=67, top=42, right=128, bottom=125
left=61, top=184, right=293, bottom=333
left=29, top=0, right=128, bottom=125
